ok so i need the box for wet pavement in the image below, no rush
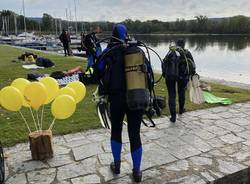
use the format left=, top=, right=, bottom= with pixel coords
left=4, top=102, right=250, bottom=184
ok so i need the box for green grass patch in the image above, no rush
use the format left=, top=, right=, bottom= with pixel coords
left=0, top=45, right=250, bottom=146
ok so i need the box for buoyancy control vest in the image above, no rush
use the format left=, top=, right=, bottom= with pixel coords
left=162, top=46, right=196, bottom=80
left=96, top=43, right=152, bottom=111
left=95, top=36, right=165, bottom=128
left=124, top=46, right=150, bottom=111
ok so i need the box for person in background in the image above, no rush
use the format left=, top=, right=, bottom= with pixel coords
left=80, top=32, right=87, bottom=51
left=163, top=39, right=195, bottom=123
left=84, top=29, right=102, bottom=69
left=59, top=29, right=71, bottom=56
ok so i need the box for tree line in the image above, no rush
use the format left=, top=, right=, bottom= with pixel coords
left=0, top=10, right=40, bottom=35
left=1, top=10, right=250, bottom=35
left=123, top=15, right=250, bottom=34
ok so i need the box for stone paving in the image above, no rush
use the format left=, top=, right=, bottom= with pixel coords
left=3, top=102, right=250, bottom=184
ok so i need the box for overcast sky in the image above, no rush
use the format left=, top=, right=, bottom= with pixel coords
left=1, top=0, right=250, bottom=22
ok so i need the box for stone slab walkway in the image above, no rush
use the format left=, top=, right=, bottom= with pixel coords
left=3, top=102, right=250, bottom=184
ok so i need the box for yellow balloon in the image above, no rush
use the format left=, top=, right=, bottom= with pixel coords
left=66, top=81, right=86, bottom=103
left=51, top=95, right=76, bottom=119
left=0, top=86, right=23, bottom=111
left=24, top=82, right=48, bottom=110
left=11, top=78, right=31, bottom=107
left=11, top=78, right=30, bottom=94
left=57, top=87, right=77, bottom=100
left=40, top=77, right=59, bottom=104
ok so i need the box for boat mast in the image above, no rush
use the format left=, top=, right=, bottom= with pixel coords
left=2, top=16, right=5, bottom=35
left=54, top=14, right=57, bottom=36
left=22, top=0, right=27, bottom=38
left=59, top=19, right=62, bottom=33
left=74, top=0, right=77, bottom=35
left=39, top=22, right=41, bottom=35
left=69, top=3, right=72, bottom=33
left=14, top=14, right=17, bottom=35
left=65, top=8, right=69, bottom=32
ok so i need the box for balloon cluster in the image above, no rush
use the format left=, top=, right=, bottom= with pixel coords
left=0, top=77, right=86, bottom=132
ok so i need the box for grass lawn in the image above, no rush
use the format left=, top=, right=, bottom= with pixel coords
left=0, top=44, right=250, bottom=146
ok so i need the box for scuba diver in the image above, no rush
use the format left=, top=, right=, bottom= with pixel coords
left=78, top=29, right=102, bottom=85
left=84, top=30, right=102, bottom=69
left=80, top=32, right=87, bottom=51
left=94, top=23, right=156, bottom=182
left=162, top=39, right=196, bottom=123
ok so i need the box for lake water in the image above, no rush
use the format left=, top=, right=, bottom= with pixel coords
left=133, top=35, right=250, bottom=85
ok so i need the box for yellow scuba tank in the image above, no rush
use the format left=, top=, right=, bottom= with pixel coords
left=124, top=46, right=150, bottom=111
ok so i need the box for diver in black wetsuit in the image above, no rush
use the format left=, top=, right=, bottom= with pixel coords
left=163, top=39, right=195, bottom=122
left=84, top=31, right=102, bottom=69
left=96, top=24, right=144, bottom=183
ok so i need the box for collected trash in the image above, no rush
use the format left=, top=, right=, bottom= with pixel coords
left=16, top=52, right=55, bottom=69
left=22, top=64, right=44, bottom=70
left=200, top=81, right=211, bottom=91
left=17, top=52, right=38, bottom=61
left=188, top=74, right=232, bottom=105
left=188, top=74, right=205, bottom=104
left=36, top=57, right=55, bottom=68
left=203, top=91, right=233, bottom=105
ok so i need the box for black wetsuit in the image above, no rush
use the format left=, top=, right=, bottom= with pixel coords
left=164, top=49, right=195, bottom=119
left=97, top=25, right=143, bottom=172
left=85, top=33, right=102, bottom=68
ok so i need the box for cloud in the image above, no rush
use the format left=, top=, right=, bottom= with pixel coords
left=1, top=0, right=250, bottom=21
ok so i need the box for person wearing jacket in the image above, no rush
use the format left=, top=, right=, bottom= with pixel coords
left=59, top=29, right=71, bottom=56
left=163, top=39, right=195, bottom=123
left=85, top=31, right=102, bottom=69
left=96, top=24, right=144, bottom=183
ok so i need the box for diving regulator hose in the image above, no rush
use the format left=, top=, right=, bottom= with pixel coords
left=95, top=37, right=164, bottom=127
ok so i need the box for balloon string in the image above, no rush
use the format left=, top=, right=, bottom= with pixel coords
left=29, top=107, right=38, bottom=131
left=40, top=105, right=44, bottom=131
left=18, top=110, right=31, bottom=133
left=36, top=110, right=41, bottom=131
left=48, top=118, right=56, bottom=130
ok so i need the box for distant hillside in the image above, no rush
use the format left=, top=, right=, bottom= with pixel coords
left=209, top=16, right=250, bottom=23
left=28, top=17, right=42, bottom=23
left=1, top=11, right=248, bottom=34
left=28, top=16, right=250, bottom=24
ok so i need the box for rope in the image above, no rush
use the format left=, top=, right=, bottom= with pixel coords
left=18, top=110, right=31, bottom=133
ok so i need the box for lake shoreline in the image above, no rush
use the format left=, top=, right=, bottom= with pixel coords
left=154, top=70, right=250, bottom=90
left=6, top=44, right=250, bottom=90
left=200, top=76, right=250, bottom=90
left=11, top=44, right=250, bottom=90
left=100, top=33, right=250, bottom=36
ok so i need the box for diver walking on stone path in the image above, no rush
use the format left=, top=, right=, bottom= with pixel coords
left=95, top=23, right=155, bottom=182
left=162, top=39, right=196, bottom=122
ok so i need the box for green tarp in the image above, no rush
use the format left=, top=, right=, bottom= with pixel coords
left=203, top=91, right=233, bottom=105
